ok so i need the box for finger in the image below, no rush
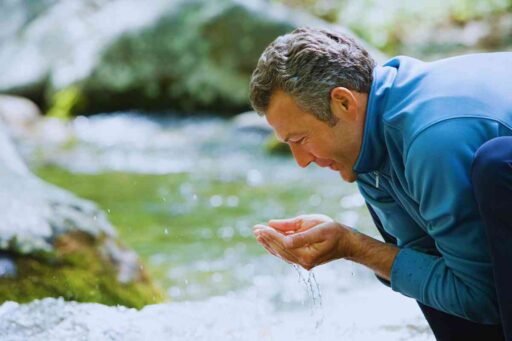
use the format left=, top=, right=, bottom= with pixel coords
left=259, top=227, right=287, bottom=248
left=255, top=232, right=269, bottom=247
left=297, top=214, right=333, bottom=230
left=252, top=224, right=266, bottom=236
left=254, top=226, right=289, bottom=259
left=256, top=235, right=279, bottom=257
left=262, top=235, right=298, bottom=264
left=260, top=232, right=300, bottom=264
left=253, top=224, right=281, bottom=239
left=253, top=223, right=269, bottom=232
left=284, top=226, right=326, bottom=249
left=254, top=224, right=281, bottom=238
left=267, top=217, right=300, bottom=232
left=259, top=227, right=324, bottom=267
left=253, top=225, right=276, bottom=254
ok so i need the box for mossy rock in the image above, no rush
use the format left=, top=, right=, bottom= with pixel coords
left=0, top=119, right=165, bottom=308
left=79, top=0, right=292, bottom=115
left=0, top=231, right=164, bottom=309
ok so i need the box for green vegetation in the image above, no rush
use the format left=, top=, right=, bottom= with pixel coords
left=46, top=86, right=86, bottom=119
left=0, top=231, right=164, bottom=308
left=80, top=0, right=296, bottom=115
left=275, top=0, right=512, bottom=58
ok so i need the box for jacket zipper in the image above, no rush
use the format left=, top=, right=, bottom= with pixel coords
left=373, top=171, right=380, bottom=188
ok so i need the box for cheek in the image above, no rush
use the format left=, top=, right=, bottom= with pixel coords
left=309, top=141, right=337, bottom=159
left=326, top=142, right=347, bottom=162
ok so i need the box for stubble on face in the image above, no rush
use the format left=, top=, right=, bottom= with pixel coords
left=265, top=89, right=367, bottom=183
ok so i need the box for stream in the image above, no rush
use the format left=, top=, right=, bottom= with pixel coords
left=4, top=112, right=433, bottom=340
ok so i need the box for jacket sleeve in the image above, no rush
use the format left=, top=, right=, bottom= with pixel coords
left=395, top=118, right=500, bottom=324
left=357, top=173, right=437, bottom=255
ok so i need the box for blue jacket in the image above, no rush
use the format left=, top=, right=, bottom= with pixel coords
left=354, top=53, right=512, bottom=324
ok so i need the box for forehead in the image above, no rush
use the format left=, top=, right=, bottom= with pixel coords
left=265, top=90, right=310, bottom=135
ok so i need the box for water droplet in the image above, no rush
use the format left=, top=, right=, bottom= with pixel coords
left=164, top=228, right=169, bottom=235
left=292, top=264, right=324, bottom=329
left=246, top=169, right=263, bottom=186
left=226, top=195, right=239, bottom=207
left=217, top=226, right=234, bottom=240
left=209, top=195, right=223, bottom=207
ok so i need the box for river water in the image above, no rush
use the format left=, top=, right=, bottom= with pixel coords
left=6, top=113, right=433, bottom=340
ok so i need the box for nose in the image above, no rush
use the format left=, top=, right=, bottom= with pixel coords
left=289, top=144, right=314, bottom=168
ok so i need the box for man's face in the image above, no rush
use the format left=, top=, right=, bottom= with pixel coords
left=265, top=90, right=366, bottom=182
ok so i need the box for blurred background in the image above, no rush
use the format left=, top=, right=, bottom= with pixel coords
left=0, top=0, right=511, bottom=339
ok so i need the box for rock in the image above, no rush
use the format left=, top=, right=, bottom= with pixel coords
left=0, top=120, right=163, bottom=307
left=232, top=111, right=272, bottom=135
left=0, top=289, right=433, bottom=340
left=0, top=95, right=42, bottom=138
left=0, top=0, right=385, bottom=115
left=231, top=111, right=290, bottom=156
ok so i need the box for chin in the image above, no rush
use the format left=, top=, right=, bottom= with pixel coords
left=339, top=169, right=357, bottom=183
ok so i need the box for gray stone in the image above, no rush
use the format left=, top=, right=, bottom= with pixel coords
left=0, top=292, right=432, bottom=340
left=0, top=95, right=42, bottom=137
left=0, top=116, right=145, bottom=286
left=0, top=121, right=116, bottom=253
left=232, top=111, right=272, bottom=135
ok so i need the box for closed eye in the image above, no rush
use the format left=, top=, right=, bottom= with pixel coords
left=289, top=137, right=304, bottom=145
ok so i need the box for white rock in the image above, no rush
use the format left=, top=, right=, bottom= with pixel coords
left=232, top=111, right=272, bottom=135
left=0, top=95, right=41, bottom=132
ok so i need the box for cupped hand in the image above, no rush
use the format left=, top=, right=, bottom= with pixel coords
left=253, top=217, right=355, bottom=270
left=267, top=214, right=334, bottom=234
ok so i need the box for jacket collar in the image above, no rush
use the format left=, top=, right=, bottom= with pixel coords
left=353, top=61, right=398, bottom=174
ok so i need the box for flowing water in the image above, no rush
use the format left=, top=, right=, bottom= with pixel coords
left=293, top=264, right=324, bottom=330
left=9, top=112, right=433, bottom=340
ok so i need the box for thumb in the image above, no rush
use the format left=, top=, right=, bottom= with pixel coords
left=285, top=227, right=325, bottom=249
left=268, top=217, right=300, bottom=232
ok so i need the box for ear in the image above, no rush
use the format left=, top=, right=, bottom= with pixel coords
left=330, top=87, right=357, bottom=121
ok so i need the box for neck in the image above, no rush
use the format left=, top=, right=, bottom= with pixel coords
left=351, top=92, right=369, bottom=169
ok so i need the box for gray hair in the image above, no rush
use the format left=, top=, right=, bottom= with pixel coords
left=249, top=27, right=375, bottom=125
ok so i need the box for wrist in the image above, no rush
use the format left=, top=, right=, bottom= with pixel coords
left=335, top=223, right=360, bottom=259
left=342, top=230, right=400, bottom=281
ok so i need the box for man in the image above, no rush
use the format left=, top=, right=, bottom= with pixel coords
left=250, top=27, right=512, bottom=340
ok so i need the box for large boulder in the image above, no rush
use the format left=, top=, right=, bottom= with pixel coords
left=0, top=108, right=163, bottom=308
left=0, top=0, right=384, bottom=115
